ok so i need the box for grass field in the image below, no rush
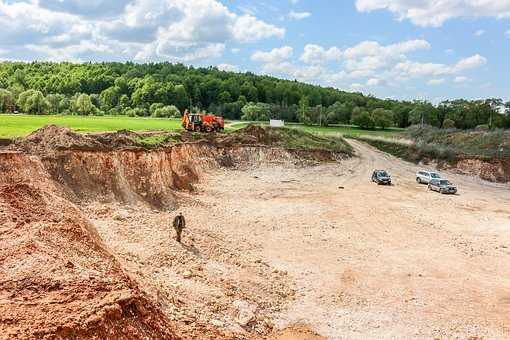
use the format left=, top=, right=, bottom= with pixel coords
left=290, top=124, right=403, bottom=138
left=227, top=121, right=403, bottom=138
left=0, top=114, right=403, bottom=139
left=0, top=114, right=184, bottom=138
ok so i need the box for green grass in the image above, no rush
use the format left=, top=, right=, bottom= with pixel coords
left=0, top=114, right=183, bottom=138
left=276, top=127, right=353, bottom=155
left=0, top=114, right=403, bottom=140
left=290, top=124, right=403, bottom=138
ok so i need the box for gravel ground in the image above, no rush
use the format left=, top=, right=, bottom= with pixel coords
left=86, top=140, right=510, bottom=339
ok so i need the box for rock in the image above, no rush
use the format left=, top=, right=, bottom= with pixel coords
left=114, top=210, right=130, bottom=221
left=233, top=300, right=256, bottom=327
left=211, top=319, right=224, bottom=327
left=182, top=270, right=193, bottom=279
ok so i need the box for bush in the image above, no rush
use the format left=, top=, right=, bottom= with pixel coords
left=151, top=105, right=180, bottom=118
left=150, top=103, right=165, bottom=115
left=351, top=111, right=375, bottom=129
left=107, top=108, right=120, bottom=116
left=125, top=107, right=147, bottom=117
left=372, top=108, right=393, bottom=129
left=442, top=119, right=456, bottom=129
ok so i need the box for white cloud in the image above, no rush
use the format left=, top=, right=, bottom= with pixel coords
left=394, top=54, right=487, bottom=78
left=251, top=46, right=293, bottom=63
left=453, top=54, right=487, bottom=72
left=0, top=0, right=284, bottom=62
left=300, top=44, right=341, bottom=64
left=341, top=39, right=430, bottom=79
left=343, top=39, right=430, bottom=59
left=217, top=63, right=239, bottom=72
left=350, top=83, right=364, bottom=91
left=506, top=30, right=510, bottom=37
left=355, top=0, right=510, bottom=27
left=427, top=78, right=445, bottom=86
left=262, top=62, right=325, bottom=81
left=367, top=78, right=381, bottom=86
left=232, top=14, right=285, bottom=43
left=475, top=29, right=486, bottom=37
left=454, top=76, right=470, bottom=83
left=288, top=10, right=311, bottom=20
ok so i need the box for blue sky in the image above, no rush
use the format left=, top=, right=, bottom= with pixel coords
left=1, top=0, right=509, bottom=102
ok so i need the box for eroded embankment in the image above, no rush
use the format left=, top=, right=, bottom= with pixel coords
left=44, top=145, right=343, bottom=210
left=9, top=125, right=346, bottom=210
left=1, top=126, right=348, bottom=339
left=0, top=151, right=185, bottom=339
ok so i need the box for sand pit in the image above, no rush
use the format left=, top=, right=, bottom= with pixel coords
left=2, top=126, right=510, bottom=339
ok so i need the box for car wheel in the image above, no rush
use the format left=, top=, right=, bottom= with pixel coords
left=416, top=177, right=421, bottom=184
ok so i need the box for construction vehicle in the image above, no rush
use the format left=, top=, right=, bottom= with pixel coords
left=182, top=110, right=225, bottom=133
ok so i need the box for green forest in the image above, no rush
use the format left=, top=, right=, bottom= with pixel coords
left=0, top=61, right=509, bottom=130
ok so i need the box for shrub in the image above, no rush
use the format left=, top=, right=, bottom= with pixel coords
left=442, top=119, right=456, bottom=129
left=351, top=111, right=375, bottom=129
left=125, top=107, right=147, bottom=117
left=152, top=105, right=180, bottom=118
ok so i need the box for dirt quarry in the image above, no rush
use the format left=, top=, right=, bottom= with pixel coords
left=1, top=126, right=510, bottom=339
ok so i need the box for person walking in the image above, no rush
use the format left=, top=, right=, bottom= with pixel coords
left=173, top=212, right=186, bottom=243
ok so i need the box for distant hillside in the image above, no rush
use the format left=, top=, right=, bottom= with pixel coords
left=0, top=61, right=508, bottom=129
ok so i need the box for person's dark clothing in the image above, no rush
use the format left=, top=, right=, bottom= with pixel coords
left=173, top=214, right=186, bottom=243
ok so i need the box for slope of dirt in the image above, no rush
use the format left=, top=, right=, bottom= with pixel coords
left=0, top=152, right=183, bottom=339
left=4, top=126, right=349, bottom=211
left=1, top=126, right=347, bottom=339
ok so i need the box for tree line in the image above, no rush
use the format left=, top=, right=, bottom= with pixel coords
left=0, top=61, right=508, bottom=130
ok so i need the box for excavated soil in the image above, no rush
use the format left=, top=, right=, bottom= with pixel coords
left=2, top=126, right=510, bottom=339
left=1, top=126, right=345, bottom=339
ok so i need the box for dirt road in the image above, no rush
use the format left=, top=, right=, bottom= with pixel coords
left=88, top=139, right=510, bottom=339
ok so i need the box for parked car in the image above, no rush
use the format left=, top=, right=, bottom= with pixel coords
left=416, top=170, right=441, bottom=184
left=371, top=170, right=392, bottom=185
left=428, top=179, right=458, bottom=194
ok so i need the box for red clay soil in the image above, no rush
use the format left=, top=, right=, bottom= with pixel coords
left=0, top=152, right=231, bottom=339
left=0, top=152, right=182, bottom=339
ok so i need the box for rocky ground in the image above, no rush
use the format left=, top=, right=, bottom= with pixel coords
left=2, top=126, right=509, bottom=339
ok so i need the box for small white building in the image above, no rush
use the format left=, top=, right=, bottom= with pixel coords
left=270, top=120, right=285, bottom=127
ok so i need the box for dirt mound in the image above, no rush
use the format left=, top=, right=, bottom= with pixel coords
left=0, top=153, right=183, bottom=339
left=94, top=129, right=144, bottom=149
left=10, top=125, right=103, bottom=154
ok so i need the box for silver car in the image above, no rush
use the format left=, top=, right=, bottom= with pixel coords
left=416, top=170, right=441, bottom=184
left=428, top=179, right=458, bottom=194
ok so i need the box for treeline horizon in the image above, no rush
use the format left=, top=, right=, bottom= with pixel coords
left=0, top=61, right=508, bottom=130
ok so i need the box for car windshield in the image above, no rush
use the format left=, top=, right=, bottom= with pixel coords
left=378, top=171, right=388, bottom=177
left=431, top=173, right=441, bottom=179
left=439, top=180, right=451, bottom=185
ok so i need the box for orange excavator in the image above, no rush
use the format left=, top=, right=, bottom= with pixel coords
left=182, top=109, right=225, bottom=133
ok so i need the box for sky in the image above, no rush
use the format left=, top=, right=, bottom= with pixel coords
left=1, top=0, right=509, bottom=102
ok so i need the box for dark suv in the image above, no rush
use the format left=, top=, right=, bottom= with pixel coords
left=371, top=170, right=392, bottom=185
